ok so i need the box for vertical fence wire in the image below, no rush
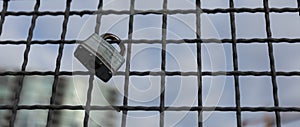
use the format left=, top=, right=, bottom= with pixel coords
left=46, top=0, right=72, bottom=126
left=121, top=0, right=135, bottom=126
left=263, top=0, right=281, bottom=126
left=94, top=0, right=103, bottom=35
left=83, top=74, right=95, bottom=127
left=9, top=0, right=40, bottom=126
left=0, top=0, right=8, bottom=36
left=83, top=0, right=103, bottom=126
left=297, top=0, right=300, bottom=15
left=160, top=0, right=168, bottom=126
left=229, top=0, right=242, bottom=127
left=195, top=0, right=203, bottom=127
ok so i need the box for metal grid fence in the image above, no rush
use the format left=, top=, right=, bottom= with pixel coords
left=0, top=0, right=300, bottom=127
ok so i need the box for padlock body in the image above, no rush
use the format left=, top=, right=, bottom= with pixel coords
left=81, top=33, right=125, bottom=72
left=74, top=45, right=112, bottom=82
left=74, top=33, right=125, bottom=82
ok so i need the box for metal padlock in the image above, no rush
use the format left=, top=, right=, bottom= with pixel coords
left=74, top=33, right=125, bottom=82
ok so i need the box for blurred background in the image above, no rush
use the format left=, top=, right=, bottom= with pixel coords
left=0, top=0, right=299, bottom=127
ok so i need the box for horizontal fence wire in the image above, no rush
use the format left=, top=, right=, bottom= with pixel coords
left=1, top=105, right=300, bottom=112
left=2, top=71, right=300, bottom=76
left=0, top=38, right=300, bottom=45
left=1, top=8, right=300, bottom=16
left=0, top=0, right=300, bottom=127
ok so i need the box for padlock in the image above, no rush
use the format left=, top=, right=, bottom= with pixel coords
left=74, top=33, right=125, bottom=82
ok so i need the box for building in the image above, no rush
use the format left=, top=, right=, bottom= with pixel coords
left=0, top=74, right=117, bottom=127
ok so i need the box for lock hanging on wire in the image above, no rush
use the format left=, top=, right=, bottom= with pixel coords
left=74, top=33, right=125, bottom=82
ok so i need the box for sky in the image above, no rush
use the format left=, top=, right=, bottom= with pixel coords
left=0, top=0, right=299, bottom=127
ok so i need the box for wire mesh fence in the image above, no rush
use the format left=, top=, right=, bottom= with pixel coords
left=0, top=0, right=300, bottom=127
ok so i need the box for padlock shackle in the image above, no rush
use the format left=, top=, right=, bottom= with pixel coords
left=101, top=33, right=125, bottom=56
